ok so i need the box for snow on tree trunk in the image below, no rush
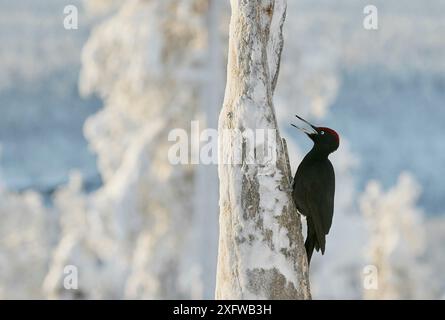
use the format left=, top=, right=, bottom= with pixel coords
left=216, top=0, right=311, bottom=299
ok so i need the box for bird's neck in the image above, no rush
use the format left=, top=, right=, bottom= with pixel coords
left=306, top=145, right=330, bottom=161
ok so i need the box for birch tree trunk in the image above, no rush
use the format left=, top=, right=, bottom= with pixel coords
left=216, top=0, right=311, bottom=299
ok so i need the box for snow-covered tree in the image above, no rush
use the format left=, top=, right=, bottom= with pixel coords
left=0, top=189, right=54, bottom=299
left=215, top=0, right=311, bottom=299
left=3, top=0, right=445, bottom=301
left=43, top=172, right=127, bottom=299
left=360, top=173, right=432, bottom=299
left=45, top=0, right=221, bottom=299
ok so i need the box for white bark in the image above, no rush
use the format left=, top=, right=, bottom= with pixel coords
left=216, top=0, right=311, bottom=299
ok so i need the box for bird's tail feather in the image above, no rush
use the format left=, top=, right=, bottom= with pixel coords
left=304, top=233, right=316, bottom=265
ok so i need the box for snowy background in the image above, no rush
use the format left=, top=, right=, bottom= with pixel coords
left=0, top=0, right=444, bottom=299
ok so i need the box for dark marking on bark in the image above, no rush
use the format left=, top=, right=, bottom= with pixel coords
left=264, top=4, right=274, bottom=18
left=235, top=235, right=247, bottom=244
left=241, top=173, right=260, bottom=220
left=263, top=229, right=274, bottom=249
left=246, top=268, right=299, bottom=299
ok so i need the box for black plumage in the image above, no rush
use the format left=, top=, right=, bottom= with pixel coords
left=291, top=115, right=339, bottom=265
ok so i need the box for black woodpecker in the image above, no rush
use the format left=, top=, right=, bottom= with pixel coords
left=291, top=115, right=339, bottom=265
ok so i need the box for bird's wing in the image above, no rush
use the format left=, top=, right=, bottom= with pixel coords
left=299, top=160, right=335, bottom=253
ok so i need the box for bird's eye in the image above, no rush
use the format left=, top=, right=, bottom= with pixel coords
left=320, top=131, right=325, bottom=135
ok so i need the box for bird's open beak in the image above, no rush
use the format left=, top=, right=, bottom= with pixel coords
left=291, top=115, right=318, bottom=136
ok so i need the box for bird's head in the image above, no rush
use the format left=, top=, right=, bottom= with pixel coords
left=291, top=114, right=340, bottom=154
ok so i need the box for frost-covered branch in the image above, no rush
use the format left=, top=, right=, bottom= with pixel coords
left=361, top=173, right=432, bottom=299
left=216, top=0, right=311, bottom=299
